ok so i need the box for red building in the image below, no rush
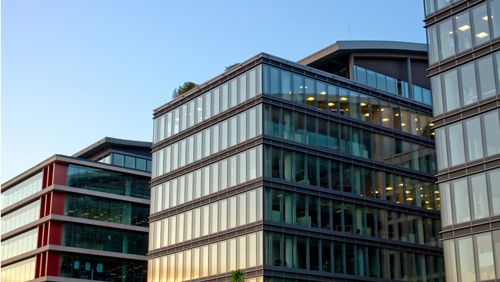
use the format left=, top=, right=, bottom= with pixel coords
left=1, top=137, right=151, bottom=282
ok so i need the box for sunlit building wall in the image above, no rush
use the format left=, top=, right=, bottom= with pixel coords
left=1, top=137, right=151, bottom=282
left=150, top=41, right=444, bottom=281
left=424, top=0, right=500, bottom=281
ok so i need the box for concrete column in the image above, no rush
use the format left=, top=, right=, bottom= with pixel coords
left=357, top=247, right=365, bottom=276
left=284, top=152, right=292, bottom=182
left=285, top=236, right=293, bottom=268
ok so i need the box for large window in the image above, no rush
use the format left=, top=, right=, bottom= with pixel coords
left=150, top=146, right=262, bottom=213
left=153, top=65, right=262, bottom=143
left=435, top=109, right=500, bottom=169
left=1, top=257, right=36, bottom=282
left=439, top=169, right=499, bottom=227
left=63, top=223, right=147, bottom=255
left=264, top=105, right=436, bottom=175
left=64, top=193, right=149, bottom=227
left=443, top=231, right=500, bottom=282
left=149, top=188, right=262, bottom=250
left=262, top=65, right=434, bottom=139
left=152, top=105, right=262, bottom=178
left=66, top=164, right=150, bottom=199
left=1, top=171, right=43, bottom=209
left=1, top=200, right=40, bottom=235
left=263, top=231, right=444, bottom=280
left=60, top=253, right=146, bottom=282
left=148, top=232, right=262, bottom=282
left=1, top=229, right=38, bottom=261
left=426, top=1, right=500, bottom=64
left=264, top=188, right=440, bottom=246
left=263, top=145, right=438, bottom=211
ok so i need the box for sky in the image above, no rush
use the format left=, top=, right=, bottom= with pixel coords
left=1, top=0, right=427, bottom=183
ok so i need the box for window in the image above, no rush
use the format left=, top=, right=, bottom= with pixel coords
left=447, top=122, right=465, bottom=166
left=454, top=10, right=473, bottom=53
left=459, top=62, right=478, bottom=106
left=471, top=3, right=490, bottom=46
left=438, top=18, right=455, bottom=60
left=476, top=55, right=496, bottom=100
left=464, top=116, right=483, bottom=161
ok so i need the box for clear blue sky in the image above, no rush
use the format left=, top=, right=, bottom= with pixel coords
left=2, top=0, right=427, bottom=182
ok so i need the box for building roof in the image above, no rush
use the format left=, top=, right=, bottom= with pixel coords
left=72, top=137, right=152, bottom=159
left=298, top=40, right=428, bottom=66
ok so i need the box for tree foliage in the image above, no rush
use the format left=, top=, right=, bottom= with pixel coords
left=230, top=269, right=245, bottom=282
left=225, top=63, right=240, bottom=71
left=172, top=81, right=198, bottom=99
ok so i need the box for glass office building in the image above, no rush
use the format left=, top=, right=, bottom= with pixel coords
left=1, top=137, right=151, bottom=282
left=150, top=41, right=444, bottom=281
left=424, top=0, right=500, bottom=281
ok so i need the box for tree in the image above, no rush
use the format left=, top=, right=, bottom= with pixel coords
left=225, top=63, right=240, bottom=71
left=230, top=269, right=245, bottom=282
left=172, top=81, right=198, bottom=99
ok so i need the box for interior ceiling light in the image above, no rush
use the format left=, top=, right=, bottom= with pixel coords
left=395, top=113, right=399, bottom=116
left=381, top=108, right=385, bottom=111
left=360, top=103, right=367, bottom=106
left=328, top=102, right=335, bottom=106
left=365, top=113, right=370, bottom=117
left=320, top=91, right=326, bottom=95
left=340, top=97, right=348, bottom=101
left=431, top=132, right=435, bottom=135
left=307, top=97, right=315, bottom=101
left=459, top=25, right=470, bottom=31
left=197, top=108, right=202, bottom=111
left=429, top=123, right=434, bottom=126
left=382, top=118, right=389, bottom=122
left=483, top=16, right=488, bottom=21
left=386, top=187, right=393, bottom=190
left=477, top=32, right=489, bottom=38
left=402, top=123, right=406, bottom=126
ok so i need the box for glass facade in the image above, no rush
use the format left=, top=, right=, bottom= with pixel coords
left=66, top=164, right=150, bottom=199
left=152, top=105, right=262, bottom=178
left=426, top=0, right=500, bottom=64
left=152, top=53, right=439, bottom=280
left=98, top=152, right=152, bottom=172
left=1, top=257, right=36, bottom=282
left=148, top=232, right=263, bottom=282
left=442, top=230, right=500, bottom=281
left=264, top=231, right=443, bottom=280
left=63, top=223, right=148, bottom=255
left=1, top=171, right=42, bottom=209
left=64, top=193, right=149, bottom=227
left=60, top=253, right=147, bottom=282
left=151, top=146, right=262, bottom=213
left=1, top=228, right=38, bottom=261
left=439, top=168, right=500, bottom=227
left=434, top=109, right=500, bottom=169
left=262, top=65, right=434, bottom=140
left=264, top=105, right=436, bottom=174
left=353, top=65, right=432, bottom=105
left=264, top=188, right=441, bottom=246
left=431, top=52, right=499, bottom=115
left=264, top=145, right=438, bottom=210
left=1, top=200, right=40, bottom=235
left=149, top=188, right=262, bottom=250
left=153, top=65, right=262, bottom=144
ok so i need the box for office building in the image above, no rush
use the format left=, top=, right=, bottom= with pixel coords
left=424, top=0, right=500, bottom=281
left=1, top=137, right=152, bottom=282
left=148, top=41, right=443, bottom=281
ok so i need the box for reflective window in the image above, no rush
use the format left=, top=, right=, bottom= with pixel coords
left=476, top=55, right=496, bottom=100
left=459, top=62, right=478, bottom=106
left=442, top=69, right=460, bottom=112
left=455, top=10, right=473, bottom=53
left=149, top=232, right=262, bottom=282
left=1, top=257, right=36, bottom=282
left=64, top=193, right=149, bottom=226
left=1, top=171, right=43, bottom=209
left=154, top=65, right=262, bottom=143
left=472, top=4, right=490, bottom=46
left=438, top=18, right=455, bottom=60
left=1, top=228, right=37, bottom=261
left=464, top=116, right=483, bottom=161
left=1, top=200, right=40, bottom=235
left=61, top=253, right=146, bottom=282
left=447, top=122, right=465, bottom=166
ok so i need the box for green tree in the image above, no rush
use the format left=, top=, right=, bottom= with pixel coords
left=225, top=63, right=240, bottom=71
left=230, top=269, right=245, bottom=282
left=172, top=81, right=198, bottom=99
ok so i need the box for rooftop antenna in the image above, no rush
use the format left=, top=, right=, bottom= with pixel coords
left=349, top=21, right=352, bottom=40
